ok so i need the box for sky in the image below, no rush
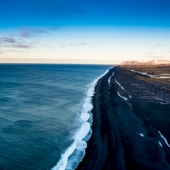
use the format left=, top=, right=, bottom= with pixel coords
left=0, top=0, right=170, bottom=64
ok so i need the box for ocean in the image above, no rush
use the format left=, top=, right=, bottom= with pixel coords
left=0, top=64, right=110, bottom=170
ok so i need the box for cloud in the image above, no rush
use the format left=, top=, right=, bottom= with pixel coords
left=20, top=27, right=48, bottom=38
left=0, top=49, right=29, bottom=54
left=9, top=50, right=29, bottom=53
left=21, top=31, right=33, bottom=38
left=77, top=42, right=88, bottom=46
left=154, top=44, right=165, bottom=47
left=146, top=44, right=168, bottom=57
left=26, top=1, right=87, bottom=19
left=33, top=28, right=48, bottom=34
left=0, top=0, right=87, bottom=27
left=48, top=26, right=60, bottom=30
left=60, top=42, right=88, bottom=47
left=0, top=37, right=16, bottom=43
left=0, top=36, right=35, bottom=49
left=12, top=43, right=32, bottom=49
left=146, top=55, right=166, bottom=59
left=145, top=52, right=155, bottom=55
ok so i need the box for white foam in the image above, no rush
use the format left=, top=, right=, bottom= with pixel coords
left=82, top=102, right=93, bottom=114
left=131, top=70, right=154, bottom=78
left=117, top=91, right=127, bottom=101
left=115, top=79, right=125, bottom=90
left=135, top=132, right=144, bottom=137
left=158, top=141, right=163, bottom=147
left=75, top=140, right=87, bottom=151
left=140, top=134, right=144, bottom=137
left=108, top=77, right=111, bottom=85
left=74, top=122, right=91, bottom=140
left=130, top=69, right=170, bottom=79
left=80, top=113, right=90, bottom=122
left=51, top=67, right=114, bottom=170
left=108, top=72, right=114, bottom=86
left=51, top=141, right=77, bottom=170
left=158, top=131, right=170, bottom=147
left=114, top=79, right=132, bottom=100
left=155, top=76, right=170, bottom=79
left=161, top=74, right=170, bottom=75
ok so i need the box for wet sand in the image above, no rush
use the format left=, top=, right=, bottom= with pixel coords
left=76, top=66, right=170, bottom=170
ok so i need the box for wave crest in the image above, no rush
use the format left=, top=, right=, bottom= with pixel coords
left=51, top=67, right=112, bottom=170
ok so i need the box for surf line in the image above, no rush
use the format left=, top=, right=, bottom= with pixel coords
left=51, top=67, right=114, bottom=170
left=117, top=91, right=127, bottom=101
left=115, top=79, right=125, bottom=91
left=158, top=131, right=170, bottom=148
left=115, top=79, right=132, bottom=99
left=108, top=72, right=115, bottom=87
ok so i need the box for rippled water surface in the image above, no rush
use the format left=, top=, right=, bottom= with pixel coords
left=0, top=64, right=110, bottom=170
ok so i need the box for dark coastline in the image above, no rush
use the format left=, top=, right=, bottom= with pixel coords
left=76, top=67, right=170, bottom=170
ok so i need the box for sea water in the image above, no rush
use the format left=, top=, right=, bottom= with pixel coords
left=0, top=64, right=110, bottom=170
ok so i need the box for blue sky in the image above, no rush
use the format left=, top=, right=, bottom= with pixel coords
left=0, top=0, right=170, bottom=63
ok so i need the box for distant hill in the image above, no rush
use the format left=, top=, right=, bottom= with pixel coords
left=120, top=59, right=170, bottom=66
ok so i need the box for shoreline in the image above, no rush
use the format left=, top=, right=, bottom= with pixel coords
left=51, top=68, right=111, bottom=170
left=76, top=67, right=170, bottom=170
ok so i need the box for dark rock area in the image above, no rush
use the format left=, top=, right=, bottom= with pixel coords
left=76, top=67, right=170, bottom=170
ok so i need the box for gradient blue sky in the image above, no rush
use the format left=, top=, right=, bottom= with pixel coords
left=0, top=0, right=170, bottom=63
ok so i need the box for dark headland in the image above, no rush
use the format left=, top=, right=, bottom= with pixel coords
left=76, top=65, right=170, bottom=170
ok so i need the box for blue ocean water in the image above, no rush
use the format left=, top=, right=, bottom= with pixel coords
left=0, top=64, right=110, bottom=170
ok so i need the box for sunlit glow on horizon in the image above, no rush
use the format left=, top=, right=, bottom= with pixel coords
left=0, top=0, right=170, bottom=64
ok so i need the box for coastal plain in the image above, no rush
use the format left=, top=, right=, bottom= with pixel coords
left=76, top=66, right=170, bottom=170
left=121, top=65, right=170, bottom=85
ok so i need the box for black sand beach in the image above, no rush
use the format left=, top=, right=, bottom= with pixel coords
left=76, top=66, right=170, bottom=170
